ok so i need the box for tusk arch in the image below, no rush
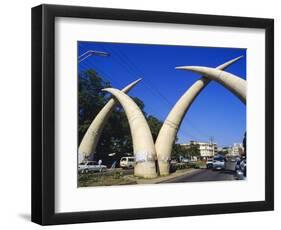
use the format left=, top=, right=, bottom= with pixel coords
left=78, top=78, right=142, bottom=163
left=102, top=88, right=157, bottom=178
left=155, top=56, right=244, bottom=176
left=175, top=66, right=246, bottom=104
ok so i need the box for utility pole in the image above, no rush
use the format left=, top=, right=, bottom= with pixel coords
left=210, top=136, right=214, bottom=156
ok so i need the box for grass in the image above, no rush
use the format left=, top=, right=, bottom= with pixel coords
left=187, top=161, right=206, bottom=169
left=78, top=171, right=136, bottom=187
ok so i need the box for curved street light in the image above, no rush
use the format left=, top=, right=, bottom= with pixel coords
left=78, top=50, right=110, bottom=63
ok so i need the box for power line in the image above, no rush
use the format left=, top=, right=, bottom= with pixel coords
left=109, top=44, right=211, bottom=140
left=99, top=44, right=174, bottom=109
left=109, top=45, right=174, bottom=108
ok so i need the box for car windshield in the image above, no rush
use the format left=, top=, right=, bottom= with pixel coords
left=214, top=157, right=224, bottom=161
left=79, top=162, right=86, bottom=165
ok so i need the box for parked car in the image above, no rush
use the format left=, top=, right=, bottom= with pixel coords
left=78, top=161, right=107, bottom=174
left=235, top=158, right=246, bottom=179
left=120, top=157, right=135, bottom=169
left=206, top=158, right=214, bottom=169
left=212, top=155, right=225, bottom=170
left=235, top=159, right=242, bottom=171
left=170, top=159, right=178, bottom=164
left=240, top=159, right=246, bottom=176
left=180, top=158, right=189, bottom=163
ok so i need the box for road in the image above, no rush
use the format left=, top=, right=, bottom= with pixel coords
left=162, top=169, right=238, bottom=183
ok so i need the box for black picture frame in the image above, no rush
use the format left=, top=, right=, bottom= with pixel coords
left=31, top=4, right=274, bottom=225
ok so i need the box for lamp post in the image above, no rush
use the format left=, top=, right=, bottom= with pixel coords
left=78, top=50, right=109, bottom=63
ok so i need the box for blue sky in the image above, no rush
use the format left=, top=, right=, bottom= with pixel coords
left=78, top=41, right=246, bottom=147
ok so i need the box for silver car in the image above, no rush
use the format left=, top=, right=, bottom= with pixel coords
left=212, top=155, right=225, bottom=170
left=78, top=161, right=107, bottom=174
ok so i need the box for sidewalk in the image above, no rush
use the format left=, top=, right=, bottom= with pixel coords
left=125, top=168, right=200, bottom=184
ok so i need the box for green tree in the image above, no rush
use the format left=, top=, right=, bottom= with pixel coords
left=146, top=115, right=163, bottom=141
left=187, top=142, right=200, bottom=158
left=171, top=143, right=189, bottom=159
left=78, top=69, right=111, bottom=142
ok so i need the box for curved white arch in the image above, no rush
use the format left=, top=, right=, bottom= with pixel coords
left=78, top=78, right=142, bottom=163
left=176, top=66, right=246, bottom=104
left=156, top=56, right=243, bottom=175
left=102, top=88, right=157, bottom=178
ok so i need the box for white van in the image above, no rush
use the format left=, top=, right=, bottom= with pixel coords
left=120, top=157, right=135, bottom=169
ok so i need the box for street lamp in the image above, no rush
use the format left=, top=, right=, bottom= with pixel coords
left=78, top=50, right=110, bottom=63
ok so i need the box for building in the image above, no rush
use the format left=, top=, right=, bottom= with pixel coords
left=220, top=143, right=244, bottom=157
left=230, top=143, right=244, bottom=156
left=218, top=146, right=232, bottom=155
left=181, top=141, right=218, bottom=159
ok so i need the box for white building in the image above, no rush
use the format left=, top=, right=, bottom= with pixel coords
left=218, top=146, right=232, bottom=155
left=230, top=143, right=244, bottom=156
left=181, top=141, right=217, bottom=159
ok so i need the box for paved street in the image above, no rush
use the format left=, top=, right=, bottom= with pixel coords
left=161, top=169, right=238, bottom=183
left=79, top=167, right=242, bottom=186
